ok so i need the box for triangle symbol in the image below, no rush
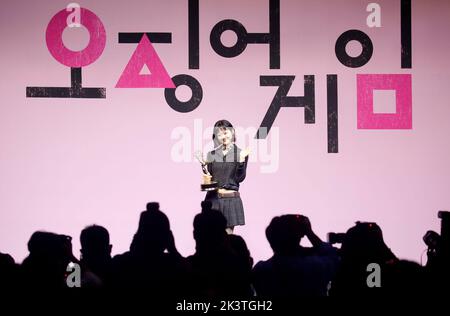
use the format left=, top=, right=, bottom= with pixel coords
left=115, top=35, right=175, bottom=88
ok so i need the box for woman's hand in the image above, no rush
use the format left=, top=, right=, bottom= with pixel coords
left=239, top=147, right=251, bottom=162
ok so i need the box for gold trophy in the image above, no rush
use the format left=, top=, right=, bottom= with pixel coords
left=194, top=150, right=218, bottom=191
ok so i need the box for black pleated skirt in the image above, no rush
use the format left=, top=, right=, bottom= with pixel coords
left=204, top=192, right=245, bottom=228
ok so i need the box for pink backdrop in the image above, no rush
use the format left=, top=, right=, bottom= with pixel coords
left=1, top=0, right=449, bottom=265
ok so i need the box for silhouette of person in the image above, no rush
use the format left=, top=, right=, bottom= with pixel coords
left=329, top=222, right=397, bottom=296
left=79, top=224, right=112, bottom=287
left=252, top=214, right=338, bottom=296
left=187, top=201, right=253, bottom=297
left=0, top=252, right=19, bottom=289
left=110, top=202, right=189, bottom=296
left=21, top=231, right=77, bottom=288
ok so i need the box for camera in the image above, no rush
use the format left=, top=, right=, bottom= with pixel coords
left=424, top=210, right=450, bottom=269
left=423, top=211, right=450, bottom=249
left=327, top=221, right=380, bottom=245
left=327, top=232, right=346, bottom=245
left=438, top=210, right=450, bottom=242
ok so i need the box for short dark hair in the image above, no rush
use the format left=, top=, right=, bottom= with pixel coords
left=80, top=225, right=110, bottom=249
left=266, top=215, right=304, bottom=254
left=212, top=119, right=236, bottom=145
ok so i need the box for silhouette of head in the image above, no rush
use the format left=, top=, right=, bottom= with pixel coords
left=266, top=215, right=305, bottom=255
left=193, top=201, right=227, bottom=251
left=340, top=222, right=396, bottom=262
left=27, top=231, right=73, bottom=261
left=130, top=202, right=171, bottom=254
left=0, top=252, right=14, bottom=266
left=80, top=225, right=111, bottom=260
left=22, top=231, right=75, bottom=288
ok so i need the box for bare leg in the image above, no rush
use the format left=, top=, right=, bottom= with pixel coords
left=226, top=227, right=234, bottom=234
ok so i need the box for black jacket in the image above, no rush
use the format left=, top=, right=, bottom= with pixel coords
left=206, top=144, right=248, bottom=191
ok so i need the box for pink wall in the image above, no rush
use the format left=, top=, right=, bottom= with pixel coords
left=1, top=0, right=449, bottom=265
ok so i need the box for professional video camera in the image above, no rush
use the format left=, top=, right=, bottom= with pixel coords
left=423, top=210, right=450, bottom=268
left=327, top=221, right=380, bottom=245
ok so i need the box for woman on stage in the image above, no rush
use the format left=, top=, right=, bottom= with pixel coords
left=203, top=120, right=250, bottom=234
